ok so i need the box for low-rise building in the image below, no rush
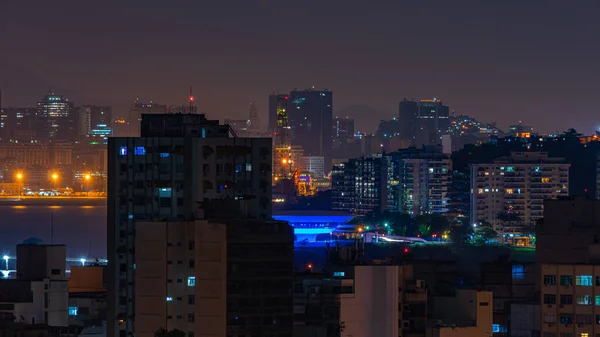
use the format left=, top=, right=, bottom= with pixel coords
left=427, top=290, right=493, bottom=337
left=0, top=244, right=68, bottom=327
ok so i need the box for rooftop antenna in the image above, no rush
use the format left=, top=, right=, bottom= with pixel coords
left=189, top=86, right=195, bottom=114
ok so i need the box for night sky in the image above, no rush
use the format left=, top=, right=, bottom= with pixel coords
left=1, top=1, right=599, bottom=133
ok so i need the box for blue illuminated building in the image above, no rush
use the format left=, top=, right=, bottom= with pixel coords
left=273, top=211, right=354, bottom=242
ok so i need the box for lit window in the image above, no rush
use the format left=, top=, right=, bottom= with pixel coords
left=576, top=295, right=592, bottom=305
left=119, top=147, right=127, bottom=156
left=581, top=333, right=588, bottom=337
left=134, top=146, right=146, bottom=156
left=333, top=272, right=345, bottom=277
left=187, top=276, right=196, bottom=287
left=506, top=188, right=513, bottom=194
left=542, top=177, right=550, bottom=183
left=512, top=265, right=525, bottom=280
left=68, top=306, right=78, bottom=316
left=576, top=275, right=593, bottom=287
left=160, top=152, right=170, bottom=158
left=166, top=297, right=173, bottom=302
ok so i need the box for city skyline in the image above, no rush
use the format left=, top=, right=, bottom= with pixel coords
left=1, top=1, right=599, bottom=134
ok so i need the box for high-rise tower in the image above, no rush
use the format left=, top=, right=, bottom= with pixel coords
left=37, top=93, right=77, bottom=140
left=288, top=88, right=333, bottom=176
left=247, top=101, right=260, bottom=130
left=107, top=113, right=272, bottom=337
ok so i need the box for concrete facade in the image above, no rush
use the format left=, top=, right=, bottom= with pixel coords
left=428, top=290, right=493, bottom=337
left=107, top=113, right=272, bottom=337
left=470, top=152, right=569, bottom=229
left=0, top=245, right=68, bottom=327
left=134, top=219, right=293, bottom=337
left=540, top=264, right=600, bottom=337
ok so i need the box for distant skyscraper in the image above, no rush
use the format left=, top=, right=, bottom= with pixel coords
left=398, top=98, right=450, bottom=147
left=37, top=93, right=77, bottom=140
left=247, top=101, right=260, bottom=130
left=11, top=107, right=40, bottom=141
left=288, top=88, right=333, bottom=175
left=127, top=101, right=168, bottom=137
left=398, top=98, right=418, bottom=141
left=332, top=117, right=354, bottom=148
left=78, top=105, right=112, bottom=142
left=107, top=113, right=272, bottom=337
left=224, top=119, right=249, bottom=134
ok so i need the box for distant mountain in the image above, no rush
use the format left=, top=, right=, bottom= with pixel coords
left=334, top=105, right=394, bottom=134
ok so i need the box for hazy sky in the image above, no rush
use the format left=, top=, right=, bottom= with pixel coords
left=1, top=0, right=599, bottom=133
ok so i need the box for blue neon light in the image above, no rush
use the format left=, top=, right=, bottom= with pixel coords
left=272, top=215, right=354, bottom=224
left=134, top=146, right=146, bottom=155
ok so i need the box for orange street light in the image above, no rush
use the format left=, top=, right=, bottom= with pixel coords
left=16, top=172, right=23, bottom=180
left=52, top=173, right=59, bottom=180
left=84, top=174, right=91, bottom=181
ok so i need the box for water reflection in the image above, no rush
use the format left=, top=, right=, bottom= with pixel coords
left=0, top=205, right=107, bottom=258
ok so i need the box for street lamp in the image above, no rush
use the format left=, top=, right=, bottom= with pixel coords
left=3, top=255, right=8, bottom=271
left=15, top=172, right=23, bottom=197
left=80, top=258, right=86, bottom=266
left=84, top=174, right=92, bottom=196
left=52, top=173, right=59, bottom=192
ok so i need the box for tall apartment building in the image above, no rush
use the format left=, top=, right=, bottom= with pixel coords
left=537, top=198, right=600, bottom=337
left=470, top=152, right=569, bottom=229
left=332, top=147, right=451, bottom=217
left=107, top=113, right=272, bottom=337
left=388, top=147, right=451, bottom=215
left=331, top=156, right=388, bottom=217
left=332, top=163, right=353, bottom=212
left=134, top=215, right=294, bottom=337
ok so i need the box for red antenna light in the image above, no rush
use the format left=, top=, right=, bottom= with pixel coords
left=189, top=96, right=195, bottom=102
left=284, top=96, right=288, bottom=100
left=403, top=247, right=409, bottom=253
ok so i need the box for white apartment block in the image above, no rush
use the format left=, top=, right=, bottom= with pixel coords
left=470, top=152, right=569, bottom=229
